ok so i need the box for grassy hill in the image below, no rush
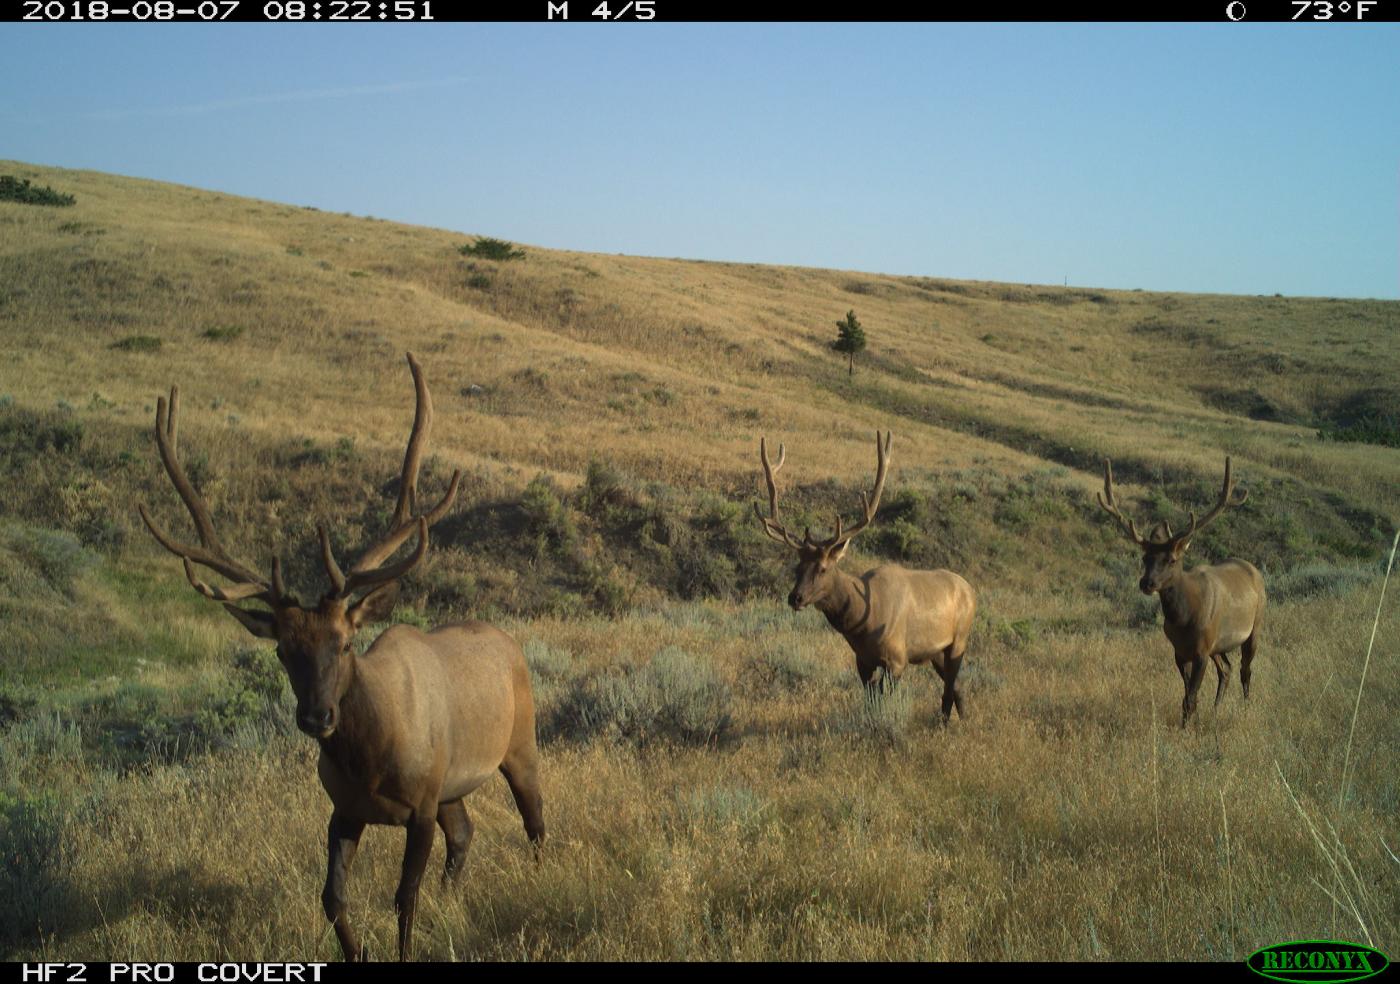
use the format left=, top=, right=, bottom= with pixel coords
left=1, top=161, right=1397, bottom=961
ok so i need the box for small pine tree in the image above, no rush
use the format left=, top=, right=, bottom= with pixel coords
left=831, top=309, right=867, bottom=376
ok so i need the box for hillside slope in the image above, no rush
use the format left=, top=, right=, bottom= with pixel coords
left=2, top=162, right=1399, bottom=963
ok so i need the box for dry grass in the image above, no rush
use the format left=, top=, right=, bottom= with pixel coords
left=1, top=161, right=1398, bottom=961
left=7, top=587, right=1398, bottom=961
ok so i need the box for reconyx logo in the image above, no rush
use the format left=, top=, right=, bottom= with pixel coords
left=1247, top=940, right=1390, bottom=983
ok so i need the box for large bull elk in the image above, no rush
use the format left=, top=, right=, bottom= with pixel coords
left=1097, top=456, right=1266, bottom=727
left=754, top=432, right=977, bottom=721
left=138, top=353, right=544, bottom=961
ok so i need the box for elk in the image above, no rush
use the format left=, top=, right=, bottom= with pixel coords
left=754, top=431, right=977, bottom=721
left=1097, top=456, right=1266, bottom=727
left=137, top=353, right=544, bottom=961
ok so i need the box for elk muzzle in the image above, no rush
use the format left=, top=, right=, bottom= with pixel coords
left=299, top=704, right=338, bottom=738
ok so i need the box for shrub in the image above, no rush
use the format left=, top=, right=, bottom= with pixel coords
left=110, top=335, right=162, bottom=353
left=540, top=646, right=733, bottom=747
left=672, top=537, right=737, bottom=600
left=829, top=686, right=915, bottom=749
left=0, top=175, right=75, bottom=207
left=458, top=237, right=525, bottom=261
left=291, top=436, right=355, bottom=467
left=0, top=406, right=83, bottom=456
left=1269, top=562, right=1379, bottom=603
left=466, top=273, right=492, bottom=290
left=201, top=324, right=244, bottom=342
left=520, top=475, right=578, bottom=560
left=0, top=791, right=72, bottom=951
left=578, top=458, right=634, bottom=519
left=678, top=784, right=770, bottom=837
left=583, top=562, right=631, bottom=617
left=876, top=516, right=924, bottom=560
left=523, top=639, right=575, bottom=683
left=0, top=525, right=95, bottom=597
left=1316, top=412, right=1400, bottom=449
left=752, top=643, right=830, bottom=693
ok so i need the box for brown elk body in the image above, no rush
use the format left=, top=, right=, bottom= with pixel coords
left=1097, top=456, right=1266, bottom=727
left=138, top=354, right=544, bottom=961
left=755, top=432, right=976, bottom=720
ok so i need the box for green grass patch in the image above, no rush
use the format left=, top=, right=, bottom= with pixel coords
left=110, top=335, right=162, bottom=353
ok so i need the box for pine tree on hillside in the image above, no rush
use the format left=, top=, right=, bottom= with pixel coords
left=831, top=309, right=867, bottom=376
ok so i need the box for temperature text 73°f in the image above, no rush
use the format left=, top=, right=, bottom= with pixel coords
left=1291, top=0, right=1377, bottom=17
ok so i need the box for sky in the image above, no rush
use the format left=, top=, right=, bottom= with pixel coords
left=2, top=24, right=1397, bottom=299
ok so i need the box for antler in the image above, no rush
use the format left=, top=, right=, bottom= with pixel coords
left=753, top=437, right=807, bottom=549
left=138, top=386, right=282, bottom=605
left=815, top=431, right=891, bottom=548
left=1095, top=459, right=1149, bottom=548
left=1167, top=455, right=1248, bottom=547
left=319, top=353, right=461, bottom=600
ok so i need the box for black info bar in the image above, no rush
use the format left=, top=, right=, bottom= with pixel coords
left=15, top=967, right=330, bottom=984
left=6, top=0, right=1397, bottom=21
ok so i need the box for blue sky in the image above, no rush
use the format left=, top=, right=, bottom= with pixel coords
left=3, top=24, right=1397, bottom=298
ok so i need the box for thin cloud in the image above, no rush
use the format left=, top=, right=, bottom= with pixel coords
left=88, top=77, right=472, bottom=121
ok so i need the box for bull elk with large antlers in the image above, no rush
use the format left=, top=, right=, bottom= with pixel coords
left=755, top=432, right=977, bottom=721
left=138, top=354, right=544, bottom=961
left=1097, top=456, right=1266, bottom=727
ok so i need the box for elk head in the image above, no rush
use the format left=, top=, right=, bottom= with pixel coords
left=138, top=353, right=461, bottom=738
left=1097, top=456, right=1248, bottom=596
left=754, top=431, right=891, bottom=610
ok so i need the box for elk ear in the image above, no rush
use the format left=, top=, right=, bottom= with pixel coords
left=224, top=603, right=278, bottom=639
left=827, top=540, right=850, bottom=564
left=1172, top=537, right=1192, bottom=559
left=348, top=581, right=399, bottom=631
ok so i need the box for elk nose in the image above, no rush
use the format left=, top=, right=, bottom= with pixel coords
left=788, top=591, right=802, bottom=610
left=299, top=707, right=336, bottom=737
left=1138, top=577, right=1154, bottom=594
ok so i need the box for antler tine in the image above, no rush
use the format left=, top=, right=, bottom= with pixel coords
left=180, top=557, right=271, bottom=603
left=1095, top=458, right=1149, bottom=548
left=319, top=526, right=347, bottom=597
left=154, top=389, right=218, bottom=552
left=821, top=430, right=892, bottom=547
left=390, top=352, right=432, bottom=528
left=141, top=387, right=275, bottom=601
left=342, top=517, right=429, bottom=596
left=331, top=355, right=461, bottom=597
left=754, top=437, right=805, bottom=549
left=1170, top=456, right=1247, bottom=546
left=349, top=470, right=461, bottom=577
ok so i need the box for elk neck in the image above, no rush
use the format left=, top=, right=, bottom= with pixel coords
left=1155, top=568, right=1202, bottom=628
left=315, top=654, right=382, bottom=777
left=814, top=565, right=876, bottom=639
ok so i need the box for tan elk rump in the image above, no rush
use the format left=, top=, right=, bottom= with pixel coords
left=138, top=353, right=544, bottom=961
left=1097, top=455, right=1266, bottom=727
left=755, top=432, right=976, bottom=720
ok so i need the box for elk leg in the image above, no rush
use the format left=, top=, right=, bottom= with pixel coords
left=856, top=660, right=882, bottom=695
left=437, top=799, right=474, bottom=883
left=1181, top=656, right=1207, bottom=727
left=940, top=651, right=965, bottom=722
left=1241, top=631, right=1258, bottom=699
left=1211, top=653, right=1230, bottom=708
left=500, top=755, right=547, bottom=849
left=395, top=815, right=437, bottom=961
left=322, top=812, right=367, bottom=962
